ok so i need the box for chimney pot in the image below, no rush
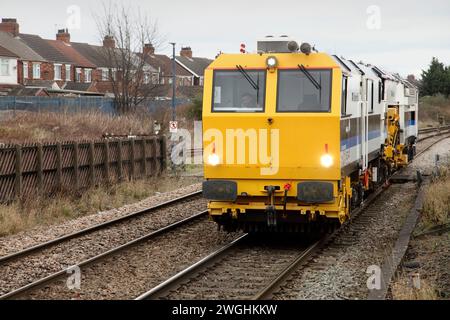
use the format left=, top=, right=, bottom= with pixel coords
left=180, top=46, right=193, bottom=59
left=56, top=28, right=70, bottom=44
left=0, top=18, right=20, bottom=37
left=143, top=43, right=155, bottom=55
left=103, top=35, right=116, bottom=49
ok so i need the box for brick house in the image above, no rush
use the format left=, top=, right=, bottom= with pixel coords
left=140, top=43, right=193, bottom=87
left=0, top=17, right=211, bottom=98
left=0, top=19, right=46, bottom=87
left=47, top=29, right=98, bottom=92
left=18, top=32, right=78, bottom=89
left=176, top=47, right=212, bottom=86
left=70, top=37, right=159, bottom=95
left=0, top=45, right=18, bottom=85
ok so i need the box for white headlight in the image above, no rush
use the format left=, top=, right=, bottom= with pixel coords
left=208, top=153, right=220, bottom=166
left=266, top=56, right=278, bottom=68
left=320, top=154, right=333, bottom=168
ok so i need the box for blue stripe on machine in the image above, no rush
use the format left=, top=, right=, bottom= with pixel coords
left=406, top=120, right=416, bottom=127
left=341, top=130, right=381, bottom=150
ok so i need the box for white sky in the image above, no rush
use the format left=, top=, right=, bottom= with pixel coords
left=2, top=0, right=450, bottom=77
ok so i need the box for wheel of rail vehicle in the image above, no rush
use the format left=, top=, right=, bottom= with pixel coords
left=351, top=182, right=364, bottom=209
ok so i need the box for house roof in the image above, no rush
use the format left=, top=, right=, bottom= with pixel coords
left=176, top=56, right=212, bottom=77
left=0, top=45, right=18, bottom=58
left=63, top=82, right=94, bottom=92
left=46, top=40, right=96, bottom=68
left=18, top=33, right=73, bottom=63
left=70, top=42, right=110, bottom=68
left=24, top=79, right=61, bottom=90
left=8, top=86, right=49, bottom=96
left=0, top=31, right=44, bottom=61
left=70, top=42, right=155, bottom=72
left=140, top=53, right=192, bottom=77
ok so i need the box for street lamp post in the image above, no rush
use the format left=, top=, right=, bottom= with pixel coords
left=170, top=42, right=176, bottom=122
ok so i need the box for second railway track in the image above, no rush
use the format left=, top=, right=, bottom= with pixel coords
left=0, top=190, right=207, bottom=297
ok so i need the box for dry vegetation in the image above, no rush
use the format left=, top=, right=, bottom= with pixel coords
left=419, top=94, right=450, bottom=128
left=391, top=273, right=439, bottom=300
left=0, top=175, right=201, bottom=237
left=421, top=161, right=450, bottom=227
left=0, top=108, right=204, bottom=237
left=0, top=110, right=164, bottom=144
left=391, top=159, right=449, bottom=300
left=0, top=105, right=197, bottom=145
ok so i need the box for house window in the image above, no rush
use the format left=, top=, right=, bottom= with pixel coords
left=23, top=62, right=29, bottom=79
left=144, top=73, right=150, bottom=84
left=152, top=73, right=159, bottom=84
left=33, top=63, right=41, bottom=79
left=76, top=68, right=82, bottom=82
left=54, top=64, right=62, bottom=80
left=85, top=69, right=92, bottom=83
left=101, top=69, right=108, bottom=81
left=0, top=59, right=10, bottom=76
left=65, top=65, right=71, bottom=81
left=111, top=69, right=117, bottom=81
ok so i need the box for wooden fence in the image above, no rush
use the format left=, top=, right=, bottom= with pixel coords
left=0, top=137, right=166, bottom=202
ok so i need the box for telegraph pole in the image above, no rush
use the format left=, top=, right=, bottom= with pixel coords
left=170, top=42, right=176, bottom=122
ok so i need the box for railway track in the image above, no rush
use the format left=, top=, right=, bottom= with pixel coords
left=0, top=191, right=206, bottom=298
left=418, top=125, right=450, bottom=141
left=1, top=209, right=213, bottom=300
left=0, top=191, right=203, bottom=265
left=136, top=183, right=387, bottom=300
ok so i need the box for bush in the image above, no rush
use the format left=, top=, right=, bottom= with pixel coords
left=186, top=97, right=203, bottom=120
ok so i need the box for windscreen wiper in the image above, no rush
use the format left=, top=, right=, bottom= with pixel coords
left=236, top=65, right=259, bottom=90
left=298, top=64, right=321, bottom=90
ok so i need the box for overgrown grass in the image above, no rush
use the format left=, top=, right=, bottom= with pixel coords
left=421, top=161, right=450, bottom=227
left=419, top=94, right=450, bottom=128
left=0, top=176, right=200, bottom=237
left=0, top=110, right=157, bottom=144
left=391, top=273, right=438, bottom=300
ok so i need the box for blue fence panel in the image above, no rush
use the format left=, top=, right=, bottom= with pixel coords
left=0, top=96, right=192, bottom=114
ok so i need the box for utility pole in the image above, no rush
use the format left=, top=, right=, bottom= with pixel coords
left=170, top=42, right=176, bottom=122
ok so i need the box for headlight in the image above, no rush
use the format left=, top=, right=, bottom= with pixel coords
left=208, top=153, right=220, bottom=166
left=266, top=56, right=278, bottom=68
left=320, top=154, right=333, bottom=168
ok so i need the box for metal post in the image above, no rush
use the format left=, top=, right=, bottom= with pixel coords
left=170, top=42, right=176, bottom=122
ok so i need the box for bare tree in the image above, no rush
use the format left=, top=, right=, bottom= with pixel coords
left=96, top=2, right=164, bottom=113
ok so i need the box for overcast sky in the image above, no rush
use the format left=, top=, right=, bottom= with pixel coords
left=2, top=0, right=450, bottom=77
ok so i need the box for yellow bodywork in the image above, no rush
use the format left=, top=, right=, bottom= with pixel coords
left=202, top=52, right=351, bottom=226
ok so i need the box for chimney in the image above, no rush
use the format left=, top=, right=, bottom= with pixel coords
left=143, top=43, right=155, bottom=55
left=103, top=35, right=116, bottom=49
left=180, top=46, right=193, bottom=59
left=56, top=28, right=70, bottom=43
left=0, top=18, right=20, bottom=37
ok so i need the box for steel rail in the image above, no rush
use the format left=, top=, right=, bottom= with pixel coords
left=0, top=190, right=203, bottom=265
left=415, top=132, right=450, bottom=158
left=135, top=234, right=249, bottom=300
left=0, top=210, right=208, bottom=300
left=251, top=240, right=322, bottom=300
